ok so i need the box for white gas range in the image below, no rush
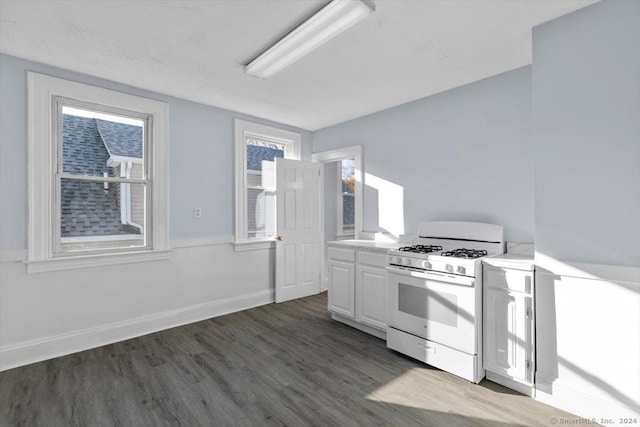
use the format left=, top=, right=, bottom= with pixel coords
left=386, top=221, right=504, bottom=383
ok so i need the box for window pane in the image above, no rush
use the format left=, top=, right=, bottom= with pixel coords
left=60, top=179, right=146, bottom=252
left=246, top=138, right=285, bottom=173
left=245, top=137, right=283, bottom=239
left=62, top=107, right=144, bottom=178
left=341, top=159, right=355, bottom=233
left=247, top=188, right=276, bottom=238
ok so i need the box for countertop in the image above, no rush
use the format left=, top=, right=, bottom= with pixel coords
left=327, top=240, right=400, bottom=253
left=483, top=253, right=535, bottom=271
left=329, top=240, right=536, bottom=268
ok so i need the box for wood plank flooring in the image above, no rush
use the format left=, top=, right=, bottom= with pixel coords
left=1, top=293, right=578, bottom=427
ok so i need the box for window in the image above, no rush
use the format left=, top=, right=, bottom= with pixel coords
left=339, top=159, right=356, bottom=237
left=27, top=73, right=169, bottom=272
left=58, top=105, right=147, bottom=253
left=235, top=119, right=300, bottom=246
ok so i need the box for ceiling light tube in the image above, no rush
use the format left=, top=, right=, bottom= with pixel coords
left=244, top=0, right=375, bottom=79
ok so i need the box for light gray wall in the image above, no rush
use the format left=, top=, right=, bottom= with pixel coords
left=0, top=54, right=313, bottom=250
left=532, top=0, right=640, bottom=267
left=0, top=54, right=309, bottom=363
left=313, top=66, right=534, bottom=243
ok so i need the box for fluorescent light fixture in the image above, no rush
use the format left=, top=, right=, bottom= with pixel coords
left=244, top=0, right=375, bottom=79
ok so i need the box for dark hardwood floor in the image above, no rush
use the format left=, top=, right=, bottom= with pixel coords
left=1, top=293, right=575, bottom=426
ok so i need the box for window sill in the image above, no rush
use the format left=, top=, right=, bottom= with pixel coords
left=25, top=249, right=170, bottom=274
left=336, top=234, right=356, bottom=240
left=233, top=239, right=276, bottom=252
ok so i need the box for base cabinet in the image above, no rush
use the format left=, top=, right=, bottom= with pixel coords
left=483, top=262, right=535, bottom=395
left=327, top=244, right=388, bottom=337
left=328, top=260, right=356, bottom=318
left=356, top=264, right=387, bottom=330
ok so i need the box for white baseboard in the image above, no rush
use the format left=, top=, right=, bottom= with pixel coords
left=0, top=289, right=274, bottom=371
left=536, top=375, right=640, bottom=425
left=486, top=371, right=534, bottom=397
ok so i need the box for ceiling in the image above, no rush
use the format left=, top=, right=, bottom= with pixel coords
left=0, top=0, right=598, bottom=131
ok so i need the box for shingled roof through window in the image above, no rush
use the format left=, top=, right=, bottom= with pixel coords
left=246, top=145, right=284, bottom=171
left=95, top=118, right=143, bottom=158
left=61, top=114, right=141, bottom=238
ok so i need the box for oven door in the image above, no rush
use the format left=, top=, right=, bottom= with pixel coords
left=386, top=266, right=477, bottom=354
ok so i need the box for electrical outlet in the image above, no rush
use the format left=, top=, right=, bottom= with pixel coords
left=194, top=208, right=202, bottom=218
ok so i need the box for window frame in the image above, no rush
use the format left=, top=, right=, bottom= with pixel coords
left=234, top=119, right=300, bottom=249
left=27, top=72, right=169, bottom=273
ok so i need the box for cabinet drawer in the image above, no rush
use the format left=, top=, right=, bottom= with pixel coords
left=357, top=250, right=387, bottom=268
left=328, top=247, right=356, bottom=263
left=387, top=328, right=478, bottom=383
left=483, top=265, right=532, bottom=294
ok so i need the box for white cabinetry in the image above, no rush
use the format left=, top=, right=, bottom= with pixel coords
left=328, top=247, right=356, bottom=318
left=355, top=251, right=387, bottom=331
left=327, top=242, right=392, bottom=339
left=483, top=258, right=535, bottom=396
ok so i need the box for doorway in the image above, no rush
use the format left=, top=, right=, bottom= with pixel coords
left=311, top=146, right=363, bottom=288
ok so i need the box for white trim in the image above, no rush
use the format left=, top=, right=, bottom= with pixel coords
left=233, top=239, right=276, bottom=252
left=57, top=174, right=145, bottom=184
left=0, top=289, right=274, bottom=371
left=1, top=237, right=236, bottom=263
left=486, top=371, right=534, bottom=397
left=61, top=234, right=142, bottom=243
left=27, top=72, right=169, bottom=269
left=535, top=252, right=640, bottom=284
left=25, top=250, right=170, bottom=274
left=234, top=119, right=301, bottom=244
left=311, top=145, right=363, bottom=240
left=108, top=155, right=143, bottom=165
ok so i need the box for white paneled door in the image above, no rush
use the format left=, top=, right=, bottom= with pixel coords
left=275, top=158, right=323, bottom=303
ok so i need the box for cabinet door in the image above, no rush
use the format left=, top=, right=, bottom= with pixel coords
left=484, top=288, right=532, bottom=383
left=328, top=260, right=355, bottom=318
left=355, top=265, right=387, bottom=330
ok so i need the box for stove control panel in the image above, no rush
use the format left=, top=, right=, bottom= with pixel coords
left=388, top=253, right=477, bottom=278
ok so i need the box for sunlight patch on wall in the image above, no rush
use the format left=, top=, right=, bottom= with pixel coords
left=364, top=173, right=404, bottom=237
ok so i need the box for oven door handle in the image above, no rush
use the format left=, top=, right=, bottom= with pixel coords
left=386, top=265, right=475, bottom=287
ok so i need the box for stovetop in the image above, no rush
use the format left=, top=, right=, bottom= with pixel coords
left=398, top=244, right=442, bottom=254
left=388, top=244, right=498, bottom=277
left=387, top=221, right=505, bottom=277
left=441, top=248, right=488, bottom=259
left=393, top=245, right=489, bottom=259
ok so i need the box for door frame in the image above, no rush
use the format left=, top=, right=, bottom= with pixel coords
left=311, top=145, right=363, bottom=290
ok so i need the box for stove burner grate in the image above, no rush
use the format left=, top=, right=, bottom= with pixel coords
left=441, top=248, right=488, bottom=259
left=399, top=244, right=443, bottom=254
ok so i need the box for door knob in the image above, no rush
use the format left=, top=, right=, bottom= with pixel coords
left=276, top=235, right=284, bottom=241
